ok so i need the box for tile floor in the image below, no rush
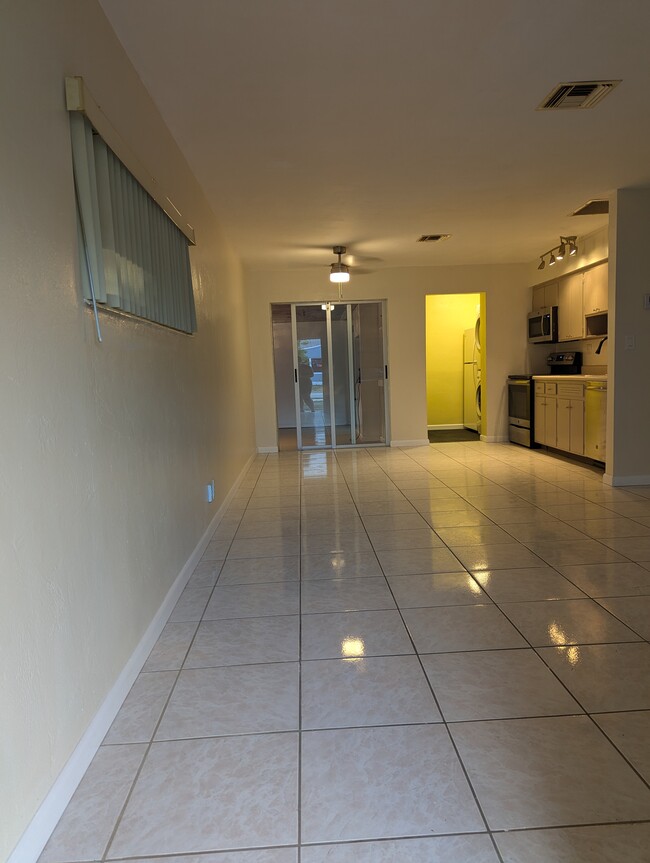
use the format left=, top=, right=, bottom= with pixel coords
left=39, top=442, right=650, bottom=863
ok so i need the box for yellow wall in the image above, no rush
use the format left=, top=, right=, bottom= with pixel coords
left=426, top=294, right=481, bottom=426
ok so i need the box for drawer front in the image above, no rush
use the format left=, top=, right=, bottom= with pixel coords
left=535, top=382, right=546, bottom=394
left=544, top=383, right=557, bottom=395
left=557, top=383, right=584, bottom=399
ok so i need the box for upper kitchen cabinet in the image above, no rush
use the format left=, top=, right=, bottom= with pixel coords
left=532, top=281, right=559, bottom=312
left=558, top=272, right=584, bottom=341
left=583, top=263, right=608, bottom=314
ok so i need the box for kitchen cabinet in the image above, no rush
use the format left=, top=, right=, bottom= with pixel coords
left=532, top=281, right=559, bottom=312
left=585, top=381, right=607, bottom=461
left=534, top=382, right=557, bottom=447
left=556, top=382, right=584, bottom=455
left=558, top=272, right=584, bottom=341
left=583, top=263, right=608, bottom=314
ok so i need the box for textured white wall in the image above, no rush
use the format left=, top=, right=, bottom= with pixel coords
left=246, top=264, right=530, bottom=448
left=0, top=2, right=256, bottom=858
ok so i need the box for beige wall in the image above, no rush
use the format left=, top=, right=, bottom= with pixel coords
left=0, top=2, right=256, bottom=858
left=246, top=264, right=529, bottom=447
left=608, top=189, right=650, bottom=483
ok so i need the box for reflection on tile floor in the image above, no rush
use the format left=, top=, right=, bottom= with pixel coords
left=38, top=443, right=650, bottom=863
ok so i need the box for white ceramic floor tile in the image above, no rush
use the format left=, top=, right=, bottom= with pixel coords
left=217, top=556, right=300, bottom=585
left=537, top=643, right=650, bottom=712
left=403, top=604, right=527, bottom=653
left=473, top=567, right=585, bottom=602
left=435, top=525, right=515, bottom=546
left=301, top=577, right=395, bottom=614
left=495, top=822, right=650, bottom=863
left=376, top=546, right=464, bottom=575
left=184, top=615, right=300, bottom=667
left=169, top=586, right=214, bottom=623
left=451, top=543, right=545, bottom=571
left=498, top=598, right=641, bottom=647
left=421, top=649, right=581, bottom=721
left=361, top=513, right=430, bottom=532
left=592, top=711, right=650, bottom=782
left=301, top=725, right=484, bottom=843
left=301, top=552, right=382, bottom=580
left=367, top=527, right=444, bottom=549
left=524, top=540, right=626, bottom=566
left=227, top=536, right=300, bottom=559
left=450, top=715, right=650, bottom=830
left=300, top=532, right=373, bottom=554
left=114, top=851, right=298, bottom=863
left=554, top=561, right=650, bottom=597
left=301, top=609, right=414, bottom=660
left=301, top=655, right=441, bottom=729
left=142, top=621, right=198, bottom=671
left=597, top=594, right=650, bottom=638
left=104, top=672, right=176, bottom=744
left=109, top=734, right=298, bottom=857
left=156, top=663, right=299, bottom=739
left=301, top=835, right=499, bottom=862
left=388, top=572, right=488, bottom=608
left=38, top=744, right=146, bottom=863
left=204, top=582, right=300, bottom=619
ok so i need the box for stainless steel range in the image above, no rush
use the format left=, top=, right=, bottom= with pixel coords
left=507, top=375, right=535, bottom=447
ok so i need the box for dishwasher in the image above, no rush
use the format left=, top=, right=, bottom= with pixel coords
left=584, top=381, right=607, bottom=461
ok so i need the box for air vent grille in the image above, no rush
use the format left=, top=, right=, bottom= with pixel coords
left=538, top=80, right=621, bottom=110
left=571, top=199, right=609, bottom=216
left=417, top=234, right=451, bottom=243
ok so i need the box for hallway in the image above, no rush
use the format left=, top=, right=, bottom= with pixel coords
left=39, top=442, right=650, bottom=862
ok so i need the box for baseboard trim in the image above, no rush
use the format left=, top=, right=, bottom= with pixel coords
left=604, top=472, right=650, bottom=487
left=7, top=451, right=256, bottom=863
left=427, top=424, right=464, bottom=430
left=257, top=446, right=279, bottom=453
left=391, top=439, right=430, bottom=448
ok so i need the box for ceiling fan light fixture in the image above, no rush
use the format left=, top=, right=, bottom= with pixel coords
left=329, top=262, right=350, bottom=283
left=329, top=245, right=350, bottom=283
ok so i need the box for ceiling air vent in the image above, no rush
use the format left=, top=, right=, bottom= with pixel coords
left=571, top=199, right=609, bottom=216
left=417, top=234, right=451, bottom=242
left=538, top=80, right=621, bottom=110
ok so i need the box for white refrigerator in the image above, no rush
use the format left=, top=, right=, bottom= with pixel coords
left=463, top=327, right=480, bottom=431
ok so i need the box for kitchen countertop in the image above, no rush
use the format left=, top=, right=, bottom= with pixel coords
left=532, top=375, right=607, bottom=382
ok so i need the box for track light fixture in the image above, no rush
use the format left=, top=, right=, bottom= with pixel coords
left=537, top=236, right=578, bottom=270
left=329, top=246, right=350, bottom=284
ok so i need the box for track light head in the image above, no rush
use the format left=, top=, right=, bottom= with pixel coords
left=568, top=237, right=578, bottom=256
left=549, top=252, right=556, bottom=266
left=538, top=257, right=545, bottom=270
left=556, top=242, right=565, bottom=260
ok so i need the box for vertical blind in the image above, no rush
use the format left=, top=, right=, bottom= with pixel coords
left=70, top=112, right=196, bottom=334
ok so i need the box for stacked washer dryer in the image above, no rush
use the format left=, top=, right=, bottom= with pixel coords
left=463, top=318, right=481, bottom=434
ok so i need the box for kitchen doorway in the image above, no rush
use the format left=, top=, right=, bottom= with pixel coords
left=271, top=301, right=389, bottom=450
left=425, top=293, right=486, bottom=442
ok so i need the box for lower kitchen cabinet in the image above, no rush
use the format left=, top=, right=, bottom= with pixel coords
left=534, top=383, right=557, bottom=447
left=556, top=382, right=585, bottom=455
left=534, top=381, right=586, bottom=456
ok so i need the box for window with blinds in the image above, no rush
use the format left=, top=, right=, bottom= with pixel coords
left=69, top=111, right=196, bottom=335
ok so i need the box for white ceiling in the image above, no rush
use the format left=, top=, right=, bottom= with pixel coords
left=99, top=0, right=650, bottom=275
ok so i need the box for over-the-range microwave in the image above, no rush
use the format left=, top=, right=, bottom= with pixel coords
left=527, top=306, right=558, bottom=343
